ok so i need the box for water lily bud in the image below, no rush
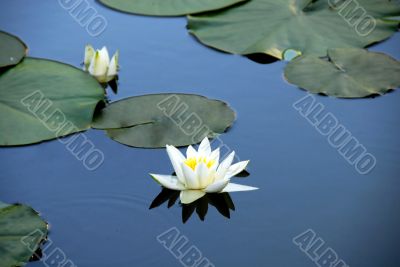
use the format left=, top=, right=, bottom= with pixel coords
left=84, top=45, right=119, bottom=83
left=84, top=44, right=95, bottom=70
left=106, top=50, right=119, bottom=81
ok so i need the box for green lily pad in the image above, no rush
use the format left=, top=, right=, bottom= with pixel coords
left=284, top=48, right=400, bottom=98
left=98, top=0, right=246, bottom=16
left=0, top=31, right=27, bottom=68
left=0, top=202, right=48, bottom=267
left=0, top=58, right=105, bottom=146
left=187, top=0, right=400, bottom=59
left=92, top=94, right=236, bottom=148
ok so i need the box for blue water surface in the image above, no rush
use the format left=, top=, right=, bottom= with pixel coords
left=0, top=1, right=399, bottom=266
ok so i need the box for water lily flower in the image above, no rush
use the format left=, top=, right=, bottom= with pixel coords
left=83, top=45, right=119, bottom=83
left=150, top=137, right=258, bottom=204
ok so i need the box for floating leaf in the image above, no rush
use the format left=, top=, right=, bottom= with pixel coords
left=92, top=94, right=236, bottom=148
left=284, top=48, right=400, bottom=98
left=0, top=202, right=48, bottom=267
left=0, top=58, right=105, bottom=146
left=0, top=31, right=27, bottom=68
left=188, top=0, right=400, bottom=59
left=98, top=0, right=246, bottom=16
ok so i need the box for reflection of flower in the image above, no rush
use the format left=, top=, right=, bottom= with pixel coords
left=150, top=137, right=258, bottom=204
left=84, top=45, right=119, bottom=83
left=150, top=188, right=235, bottom=223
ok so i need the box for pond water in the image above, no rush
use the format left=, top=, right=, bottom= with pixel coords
left=1, top=1, right=400, bottom=266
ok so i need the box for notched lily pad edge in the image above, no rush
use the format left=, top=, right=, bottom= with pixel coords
left=282, top=48, right=400, bottom=99
left=93, top=92, right=236, bottom=149
left=0, top=57, right=105, bottom=147
left=91, top=92, right=237, bottom=129
left=187, top=7, right=400, bottom=60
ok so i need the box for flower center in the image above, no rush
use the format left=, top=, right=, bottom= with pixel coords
left=184, top=157, right=215, bottom=170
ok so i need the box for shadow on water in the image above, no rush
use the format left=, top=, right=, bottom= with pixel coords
left=245, top=53, right=279, bottom=64
left=29, top=247, right=43, bottom=263
left=149, top=187, right=235, bottom=223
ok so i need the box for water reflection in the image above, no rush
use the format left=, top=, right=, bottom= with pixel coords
left=149, top=188, right=235, bottom=223
left=107, top=76, right=119, bottom=94
left=150, top=170, right=251, bottom=223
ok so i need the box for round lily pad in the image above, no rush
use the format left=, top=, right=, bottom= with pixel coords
left=0, top=58, right=105, bottom=146
left=98, top=0, right=247, bottom=16
left=0, top=202, right=48, bottom=267
left=92, top=94, right=236, bottom=148
left=284, top=48, right=400, bottom=98
left=0, top=31, right=27, bottom=68
left=187, top=0, right=400, bottom=59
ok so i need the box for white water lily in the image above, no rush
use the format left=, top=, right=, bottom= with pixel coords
left=83, top=45, right=119, bottom=83
left=150, top=137, right=258, bottom=204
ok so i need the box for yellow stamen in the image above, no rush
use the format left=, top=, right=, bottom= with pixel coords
left=184, top=157, right=215, bottom=170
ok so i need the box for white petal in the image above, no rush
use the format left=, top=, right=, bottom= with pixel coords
left=180, top=190, right=206, bottom=204
left=198, top=137, right=211, bottom=156
left=207, top=168, right=217, bottom=184
left=186, top=145, right=197, bottom=159
left=84, top=44, right=95, bottom=70
left=215, top=151, right=235, bottom=180
left=222, top=183, right=258, bottom=192
left=195, top=162, right=211, bottom=188
left=149, top=174, right=185, bottom=191
left=112, top=50, right=119, bottom=66
left=204, top=178, right=229, bottom=193
left=166, top=145, right=186, bottom=184
left=99, top=46, right=110, bottom=65
left=209, top=148, right=220, bottom=163
left=89, top=51, right=108, bottom=82
left=224, top=160, right=250, bottom=180
left=106, top=50, right=119, bottom=81
left=181, top=163, right=199, bottom=189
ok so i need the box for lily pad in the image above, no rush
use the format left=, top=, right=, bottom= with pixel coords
left=187, top=0, right=400, bottom=59
left=0, top=58, right=105, bottom=146
left=0, top=202, right=48, bottom=267
left=284, top=48, right=400, bottom=98
left=0, top=31, right=27, bottom=68
left=92, top=93, right=236, bottom=148
left=98, top=0, right=246, bottom=16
